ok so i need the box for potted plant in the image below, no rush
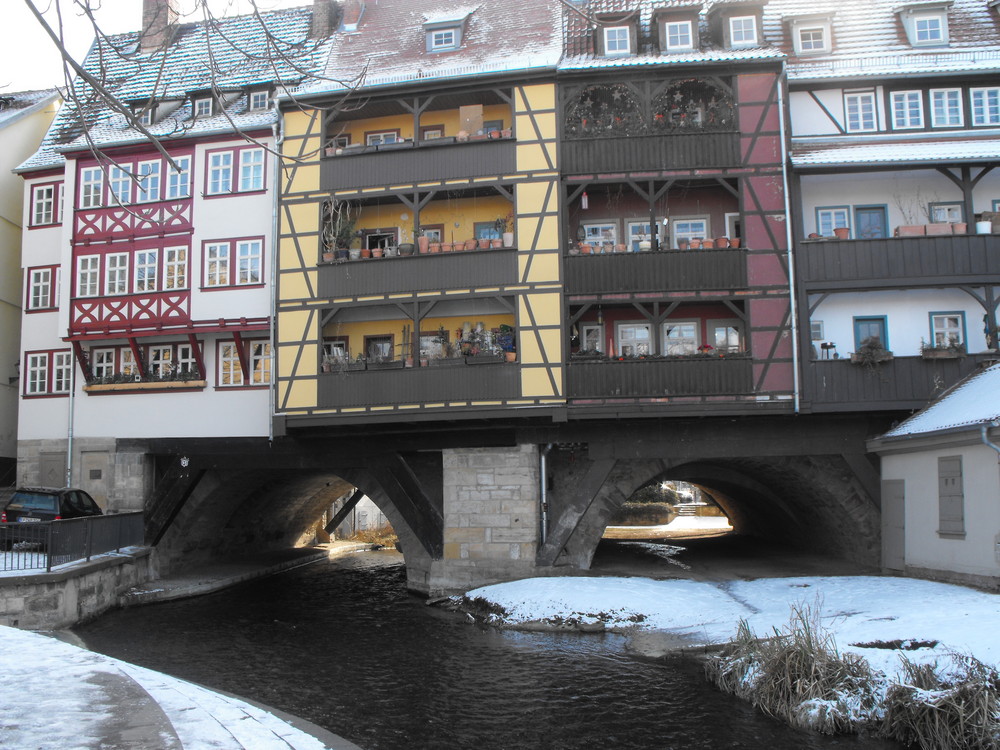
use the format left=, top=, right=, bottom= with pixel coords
left=497, top=324, right=516, bottom=362
left=850, top=336, right=893, bottom=367
left=920, top=336, right=966, bottom=359
left=321, top=199, right=358, bottom=262
left=495, top=213, right=515, bottom=248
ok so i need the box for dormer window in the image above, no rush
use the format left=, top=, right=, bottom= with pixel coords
left=897, top=3, right=950, bottom=47
left=799, top=27, right=826, bottom=51
left=603, top=26, right=631, bottom=56
left=194, top=97, right=213, bottom=117
left=788, top=15, right=833, bottom=55
left=430, top=28, right=457, bottom=50
left=665, top=20, right=694, bottom=51
left=915, top=14, right=944, bottom=42
left=249, top=91, right=270, bottom=111
left=135, top=106, right=154, bottom=127
left=729, top=16, right=758, bottom=47
left=423, top=11, right=469, bottom=53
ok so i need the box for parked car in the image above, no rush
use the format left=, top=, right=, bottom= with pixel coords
left=0, top=487, right=103, bottom=550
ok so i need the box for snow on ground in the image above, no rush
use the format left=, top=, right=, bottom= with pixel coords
left=465, top=574, right=1000, bottom=683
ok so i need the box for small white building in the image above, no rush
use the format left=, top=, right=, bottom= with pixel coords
left=868, top=362, right=1000, bottom=591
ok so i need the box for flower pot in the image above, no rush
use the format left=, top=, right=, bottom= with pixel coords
left=504, top=351, right=517, bottom=362
left=730, top=238, right=741, bottom=248
left=490, top=239, right=503, bottom=248
left=925, top=223, right=952, bottom=236
left=348, top=248, right=361, bottom=260
left=638, top=240, right=651, bottom=252
left=440, top=242, right=453, bottom=252
left=417, top=236, right=430, bottom=254
left=398, top=243, right=414, bottom=256
left=715, top=237, right=729, bottom=248
left=977, top=220, right=993, bottom=234
left=677, top=240, right=689, bottom=250
left=501, top=128, right=512, bottom=138
left=477, top=238, right=490, bottom=250
left=952, top=222, right=967, bottom=234
left=503, top=231, right=514, bottom=248
left=701, top=238, right=715, bottom=249
left=833, top=227, right=850, bottom=239
left=429, top=242, right=441, bottom=253
left=360, top=247, right=372, bottom=259
left=689, top=239, right=701, bottom=249
left=322, top=252, right=334, bottom=263
left=335, top=248, right=350, bottom=260
left=371, top=247, right=384, bottom=258
left=895, top=225, right=925, bottom=236
left=579, top=243, right=593, bottom=255
left=465, top=239, right=478, bottom=251
left=613, top=243, right=626, bottom=253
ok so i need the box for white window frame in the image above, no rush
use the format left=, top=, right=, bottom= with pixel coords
left=931, top=89, right=963, bottom=127
left=580, top=323, right=604, bottom=353
left=91, top=348, right=116, bottom=380
left=106, top=252, right=130, bottom=296
left=914, top=14, right=944, bottom=44
left=729, top=16, right=757, bottom=47
left=207, top=151, right=233, bottom=195
left=53, top=352, right=72, bottom=393
left=26, top=353, right=49, bottom=395
left=971, top=87, right=1000, bottom=127
left=149, top=345, right=173, bottom=377
left=31, top=184, right=58, bottom=226
left=121, top=349, right=137, bottom=377
left=582, top=221, right=618, bottom=252
left=798, top=27, right=827, bottom=53
left=708, top=318, right=744, bottom=354
left=80, top=167, right=104, bottom=209
left=810, top=320, right=825, bottom=341
left=219, top=342, right=242, bottom=386
left=135, top=106, right=154, bottom=127
left=236, top=240, right=263, bottom=285
left=238, top=148, right=265, bottom=192
left=663, top=320, right=700, bottom=356
left=137, top=160, right=161, bottom=202
left=671, top=216, right=710, bottom=248
left=205, top=242, right=230, bottom=287
left=108, top=165, right=132, bottom=205
left=931, top=312, right=965, bottom=347
left=166, top=156, right=191, bottom=199
left=429, top=28, right=457, bottom=51
left=366, top=131, right=399, bottom=146
left=28, top=268, right=55, bottom=310
left=135, top=249, right=158, bottom=293
left=177, top=343, right=197, bottom=375
left=665, top=20, right=693, bottom=51
left=604, top=26, right=631, bottom=56
left=164, top=246, right=187, bottom=290
left=891, top=91, right=924, bottom=129
left=77, top=256, right=100, bottom=298
left=249, top=91, right=269, bottom=111
left=626, top=220, right=657, bottom=252
left=249, top=341, right=271, bottom=385
left=616, top=321, right=651, bottom=357
left=930, top=202, right=963, bottom=223
left=194, top=97, right=213, bottom=117
left=844, top=91, right=877, bottom=133
left=817, top=206, right=850, bottom=237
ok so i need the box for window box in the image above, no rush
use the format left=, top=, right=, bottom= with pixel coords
left=365, top=359, right=405, bottom=370
left=850, top=350, right=893, bottom=365
left=920, top=348, right=965, bottom=360
left=83, top=379, right=207, bottom=394
left=894, top=225, right=926, bottom=236
left=465, top=354, right=503, bottom=365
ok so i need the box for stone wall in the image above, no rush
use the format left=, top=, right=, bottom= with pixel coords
left=0, top=549, right=155, bottom=629
left=430, top=444, right=540, bottom=594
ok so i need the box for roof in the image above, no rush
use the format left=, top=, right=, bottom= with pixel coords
left=879, top=362, right=1000, bottom=439
left=299, top=0, right=563, bottom=97
left=792, top=136, right=1000, bottom=167
left=0, top=89, right=60, bottom=130
left=18, top=6, right=334, bottom=173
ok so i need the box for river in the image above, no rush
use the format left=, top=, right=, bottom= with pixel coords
left=75, top=547, right=895, bottom=749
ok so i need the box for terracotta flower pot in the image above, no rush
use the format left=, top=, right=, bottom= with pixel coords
left=701, top=238, right=715, bottom=249
left=689, top=239, right=701, bottom=249
left=715, top=237, right=729, bottom=248
left=730, top=238, right=741, bottom=248
left=477, top=238, right=491, bottom=250
left=360, top=247, right=372, bottom=259
left=833, top=227, right=850, bottom=239
left=417, top=236, right=430, bottom=253
left=614, top=243, right=626, bottom=253
left=579, top=243, right=593, bottom=255
left=490, top=239, right=503, bottom=248
left=429, top=242, right=441, bottom=253
left=465, top=239, right=478, bottom=251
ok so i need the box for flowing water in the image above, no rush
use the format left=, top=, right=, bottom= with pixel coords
left=75, top=549, right=895, bottom=750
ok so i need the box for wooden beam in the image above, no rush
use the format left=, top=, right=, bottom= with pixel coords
left=325, top=488, right=365, bottom=534
left=536, top=458, right=616, bottom=566
left=146, top=463, right=206, bottom=545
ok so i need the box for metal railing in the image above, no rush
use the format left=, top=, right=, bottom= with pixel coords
left=0, top=512, right=144, bottom=573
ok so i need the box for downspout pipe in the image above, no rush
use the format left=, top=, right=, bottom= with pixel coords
left=268, top=120, right=283, bottom=445
left=540, top=443, right=553, bottom=543
left=777, top=61, right=801, bottom=414
left=65, top=363, right=76, bottom=487
left=981, top=421, right=1000, bottom=457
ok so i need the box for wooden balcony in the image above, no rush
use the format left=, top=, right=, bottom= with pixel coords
left=320, top=137, right=516, bottom=191
left=561, top=131, right=741, bottom=175
left=567, top=356, right=753, bottom=399
left=74, top=200, right=192, bottom=243
left=70, top=291, right=190, bottom=334
left=317, top=359, right=519, bottom=409
left=798, top=234, right=1000, bottom=292
left=802, top=354, right=998, bottom=412
left=318, top=247, right=517, bottom=297
left=565, top=248, right=747, bottom=294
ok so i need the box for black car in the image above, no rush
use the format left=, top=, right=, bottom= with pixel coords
left=0, top=487, right=103, bottom=549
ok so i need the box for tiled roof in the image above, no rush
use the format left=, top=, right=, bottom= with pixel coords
left=18, top=6, right=333, bottom=173
left=0, top=89, right=60, bottom=129
left=879, top=362, right=1000, bottom=438
left=792, top=137, right=1000, bottom=167
left=298, top=0, right=563, bottom=96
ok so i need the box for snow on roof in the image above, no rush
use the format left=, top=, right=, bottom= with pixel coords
left=0, top=89, right=60, bottom=130
left=880, top=362, right=1000, bottom=439
left=793, top=137, right=1000, bottom=167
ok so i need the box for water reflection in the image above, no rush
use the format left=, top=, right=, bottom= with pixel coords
left=76, top=551, right=894, bottom=749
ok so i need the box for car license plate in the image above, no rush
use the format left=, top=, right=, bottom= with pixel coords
left=17, top=517, right=41, bottom=523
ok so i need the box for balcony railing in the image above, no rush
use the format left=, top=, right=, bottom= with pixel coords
left=74, top=200, right=192, bottom=242
left=798, top=234, right=1000, bottom=291
left=318, top=247, right=518, bottom=297
left=567, top=355, right=753, bottom=399
left=564, top=248, right=747, bottom=294
left=561, top=131, right=741, bottom=174
left=321, top=137, right=516, bottom=191
left=70, top=291, right=190, bottom=334
left=803, top=354, right=997, bottom=412
left=318, top=360, right=520, bottom=409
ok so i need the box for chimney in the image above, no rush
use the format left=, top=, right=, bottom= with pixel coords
left=341, top=0, right=366, bottom=32
left=141, top=0, right=179, bottom=53
left=310, top=0, right=342, bottom=38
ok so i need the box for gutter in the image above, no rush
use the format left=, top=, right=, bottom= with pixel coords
left=268, top=120, right=283, bottom=445
left=778, top=61, right=800, bottom=413
left=982, top=421, right=1000, bottom=458
left=539, top=443, right=552, bottom=544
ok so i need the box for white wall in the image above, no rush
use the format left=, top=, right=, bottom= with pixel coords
left=882, top=443, right=1000, bottom=580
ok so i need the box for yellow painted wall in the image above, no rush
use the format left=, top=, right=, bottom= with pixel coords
left=331, top=104, right=511, bottom=144
left=322, top=314, right=515, bottom=359
left=353, top=195, right=512, bottom=245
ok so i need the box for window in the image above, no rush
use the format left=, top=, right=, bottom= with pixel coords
left=137, top=160, right=161, bottom=202
left=135, top=105, right=154, bottom=126
left=845, top=92, right=877, bottom=132
left=194, top=97, right=213, bottom=117
left=938, top=456, right=965, bottom=537
left=238, top=148, right=265, bottom=192
left=580, top=323, right=603, bottom=353
left=914, top=14, right=944, bottom=43
left=149, top=345, right=172, bottom=377
left=626, top=221, right=656, bottom=252
left=419, top=126, right=443, bottom=140
left=27, top=267, right=57, bottom=311
left=474, top=221, right=501, bottom=240
left=164, top=246, right=187, bottom=290
left=663, top=321, right=699, bottom=355
left=855, top=206, right=888, bottom=239
left=80, top=167, right=103, bottom=208
left=729, top=16, right=757, bottom=47
left=929, top=202, right=964, bottom=223
left=365, top=131, right=399, bottom=146
left=891, top=91, right=923, bottom=129
left=971, top=87, right=1000, bottom=127
left=323, top=338, right=350, bottom=361
left=930, top=312, right=965, bottom=348
left=604, top=26, right=630, bottom=55
left=24, top=351, right=72, bottom=396
left=31, top=183, right=59, bottom=226
left=106, top=253, right=129, bottom=295
left=364, top=335, right=394, bottom=361
left=709, top=320, right=744, bottom=353
left=91, top=348, right=115, bottom=380
left=219, top=343, right=243, bottom=386
left=77, top=256, right=100, bottom=297
left=931, top=89, right=963, bottom=127
left=204, top=239, right=264, bottom=288
left=665, top=21, right=692, bottom=50
left=108, top=166, right=131, bottom=204
left=616, top=322, right=651, bottom=357
left=177, top=343, right=197, bottom=375
left=249, top=91, right=269, bottom=111
left=121, top=349, right=137, bottom=377
left=582, top=222, right=618, bottom=252
left=816, top=207, right=850, bottom=237
left=166, top=156, right=191, bottom=199
left=429, top=28, right=457, bottom=50
left=799, top=27, right=826, bottom=52
left=810, top=320, right=825, bottom=341
left=207, top=151, right=233, bottom=195
left=135, top=249, right=158, bottom=293
left=853, top=316, right=888, bottom=349
left=249, top=341, right=271, bottom=385
left=672, top=217, right=709, bottom=248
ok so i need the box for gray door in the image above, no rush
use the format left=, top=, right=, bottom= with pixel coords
left=882, top=479, right=905, bottom=571
left=39, top=452, right=67, bottom=488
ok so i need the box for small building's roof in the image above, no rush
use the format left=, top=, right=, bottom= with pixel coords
left=792, top=137, right=1000, bottom=168
left=879, top=362, right=1000, bottom=439
left=0, top=89, right=60, bottom=130
left=18, top=6, right=333, bottom=173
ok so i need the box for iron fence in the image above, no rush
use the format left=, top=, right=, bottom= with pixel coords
left=0, top=512, right=144, bottom=573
